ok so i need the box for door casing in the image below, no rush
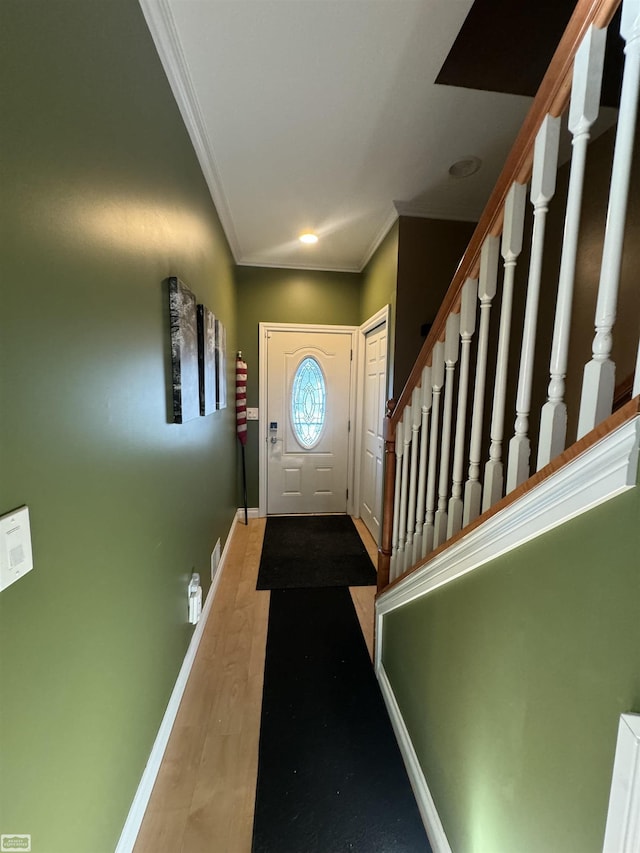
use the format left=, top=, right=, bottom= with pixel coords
left=352, top=305, right=390, bottom=533
left=259, top=322, right=358, bottom=517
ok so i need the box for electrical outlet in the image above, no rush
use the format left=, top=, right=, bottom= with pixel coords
left=188, top=572, right=202, bottom=624
left=211, top=539, right=221, bottom=581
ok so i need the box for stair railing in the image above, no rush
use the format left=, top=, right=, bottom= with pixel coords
left=378, top=0, right=640, bottom=592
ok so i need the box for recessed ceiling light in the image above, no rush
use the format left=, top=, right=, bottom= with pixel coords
left=299, top=232, right=318, bottom=245
left=448, top=156, right=482, bottom=178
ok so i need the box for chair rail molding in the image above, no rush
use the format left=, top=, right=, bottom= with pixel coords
left=376, top=415, right=639, bottom=651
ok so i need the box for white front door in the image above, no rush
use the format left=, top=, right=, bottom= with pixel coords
left=359, top=322, right=387, bottom=543
left=266, top=328, right=353, bottom=515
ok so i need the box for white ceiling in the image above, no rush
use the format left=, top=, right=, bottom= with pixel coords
left=139, top=0, right=535, bottom=272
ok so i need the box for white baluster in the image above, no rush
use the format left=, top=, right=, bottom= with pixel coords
left=404, top=387, right=422, bottom=571
left=507, top=115, right=561, bottom=492
left=390, top=420, right=403, bottom=581
left=538, top=25, right=607, bottom=467
left=634, top=340, right=640, bottom=397
left=448, top=278, right=478, bottom=537
left=396, top=407, right=412, bottom=571
left=578, top=2, right=640, bottom=436
left=434, top=313, right=461, bottom=547
left=422, top=342, right=445, bottom=557
left=483, top=181, right=528, bottom=512
left=463, top=235, right=500, bottom=525
left=412, top=364, right=432, bottom=563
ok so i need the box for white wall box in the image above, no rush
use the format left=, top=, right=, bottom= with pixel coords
left=0, top=506, right=34, bottom=592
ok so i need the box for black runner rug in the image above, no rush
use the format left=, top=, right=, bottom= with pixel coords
left=256, top=515, right=377, bottom=590
left=252, top=586, right=431, bottom=853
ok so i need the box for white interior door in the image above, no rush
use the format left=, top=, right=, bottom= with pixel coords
left=266, top=329, right=353, bottom=514
left=359, top=322, right=387, bottom=543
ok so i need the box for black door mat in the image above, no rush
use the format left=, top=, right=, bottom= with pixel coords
left=252, top=587, right=431, bottom=853
left=256, top=515, right=377, bottom=590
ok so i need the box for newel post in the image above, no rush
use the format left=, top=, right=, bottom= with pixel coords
left=378, top=399, right=396, bottom=593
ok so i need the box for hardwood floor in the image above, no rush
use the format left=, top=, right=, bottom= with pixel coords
left=350, top=516, right=378, bottom=660
left=133, top=516, right=377, bottom=853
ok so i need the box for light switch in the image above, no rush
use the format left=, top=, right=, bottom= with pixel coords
left=246, top=407, right=259, bottom=420
left=0, top=506, right=34, bottom=592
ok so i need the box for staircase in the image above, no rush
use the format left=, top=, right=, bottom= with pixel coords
left=374, top=1, right=640, bottom=850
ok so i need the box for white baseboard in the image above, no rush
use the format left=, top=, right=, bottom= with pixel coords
left=236, top=507, right=260, bottom=520
left=376, top=664, right=452, bottom=853
left=115, top=512, right=238, bottom=853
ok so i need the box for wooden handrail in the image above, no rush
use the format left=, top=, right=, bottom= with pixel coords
left=391, top=0, right=621, bottom=426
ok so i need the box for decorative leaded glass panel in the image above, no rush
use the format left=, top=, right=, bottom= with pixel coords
left=291, top=356, right=326, bottom=448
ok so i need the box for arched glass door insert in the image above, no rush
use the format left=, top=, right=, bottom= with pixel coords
left=291, top=356, right=326, bottom=448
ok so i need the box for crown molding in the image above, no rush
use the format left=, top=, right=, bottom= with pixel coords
left=358, top=206, right=399, bottom=272
left=236, top=259, right=361, bottom=274
left=139, top=1, right=480, bottom=274
left=394, top=199, right=479, bottom=223
left=138, top=0, right=242, bottom=262
left=242, top=206, right=400, bottom=272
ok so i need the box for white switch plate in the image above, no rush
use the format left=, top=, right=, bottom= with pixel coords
left=246, top=407, right=259, bottom=420
left=0, top=506, right=34, bottom=592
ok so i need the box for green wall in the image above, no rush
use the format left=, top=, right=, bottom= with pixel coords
left=234, top=222, right=404, bottom=507
left=382, top=482, right=640, bottom=852
left=0, top=2, right=237, bottom=851
left=360, top=221, right=399, bottom=399
left=235, top=266, right=362, bottom=506
left=360, top=221, right=399, bottom=326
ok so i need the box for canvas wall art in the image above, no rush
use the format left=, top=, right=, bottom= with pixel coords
left=197, top=304, right=217, bottom=416
left=215, top=318, right=227, bottom=409
left=168, top=276, right=200, bottom=423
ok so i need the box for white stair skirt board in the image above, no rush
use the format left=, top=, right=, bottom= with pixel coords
left=115, top=512, right=239, bottom=853
left=603, top=713, right=640, bottom=853
left=376, top=666, right=453, bottom=853
left=376, top=416, right=639, bottom=626
left=237, top=507, right=260, bottom=520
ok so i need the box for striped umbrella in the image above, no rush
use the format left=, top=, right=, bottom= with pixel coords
left=236, top=352, right=248, bottom=524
